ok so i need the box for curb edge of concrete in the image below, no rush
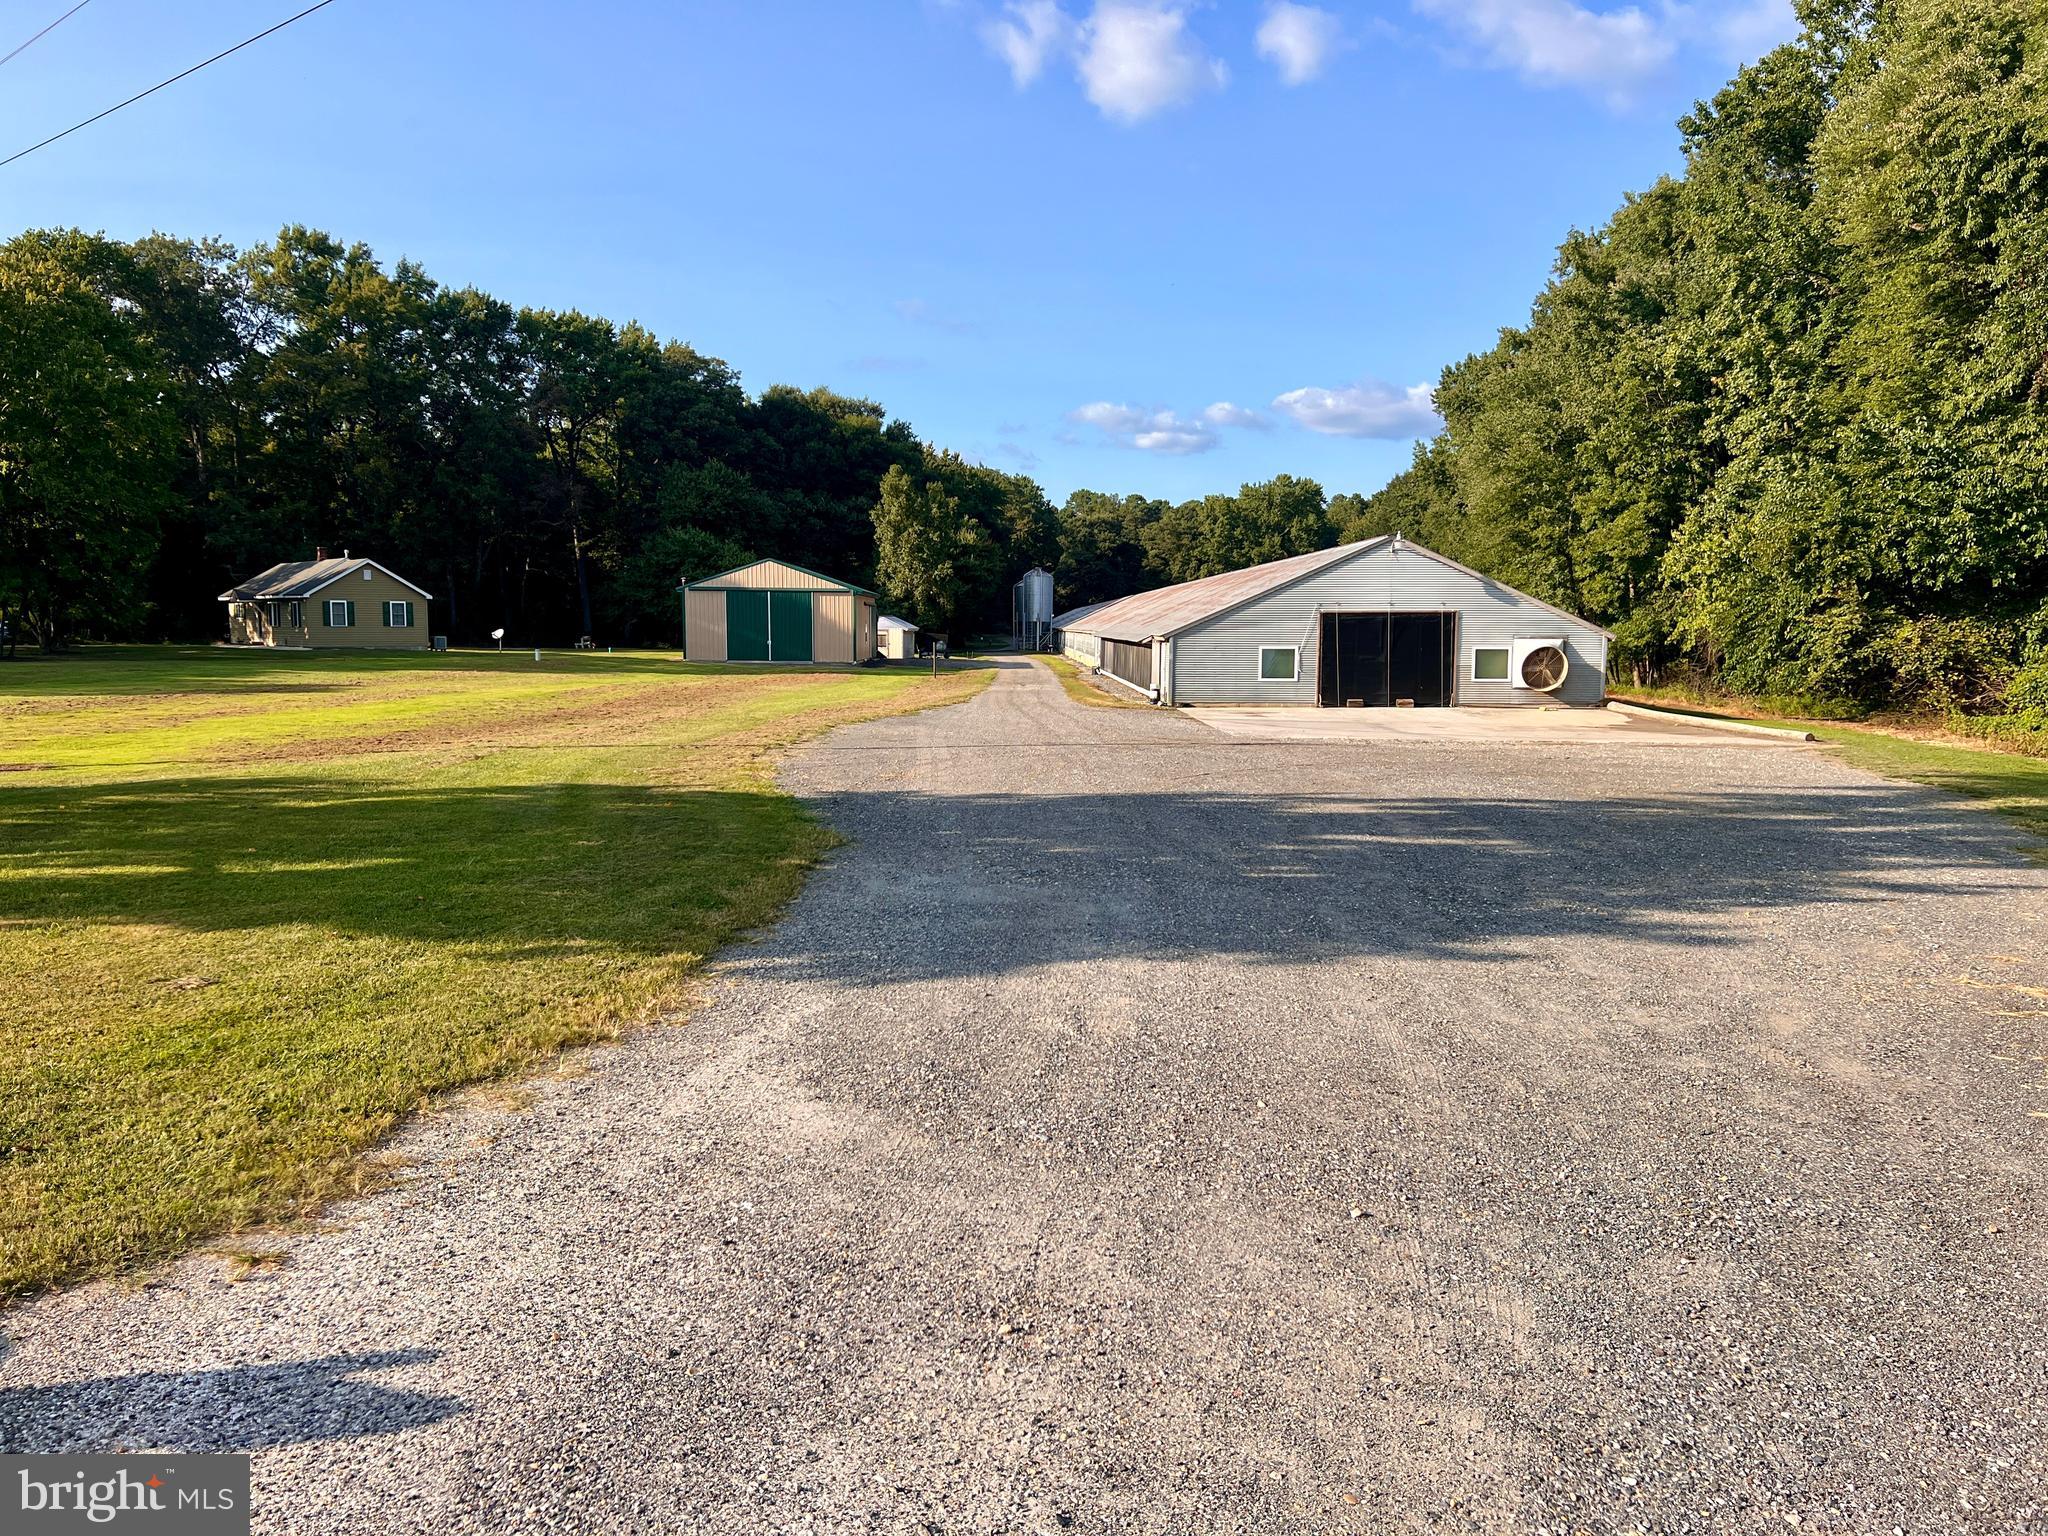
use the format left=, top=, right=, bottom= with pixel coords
left=1606, top=698, right=1817, bottom=742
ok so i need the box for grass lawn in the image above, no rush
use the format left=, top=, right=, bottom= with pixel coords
left=1614, top=691, right=2048, bottom=852
left=0, top=646, right=989, bottom=1298
left=1035, top=654, right=1149, bottom=709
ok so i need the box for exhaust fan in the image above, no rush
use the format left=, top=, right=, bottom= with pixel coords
left=1510, top=637, right=1570, bottom=693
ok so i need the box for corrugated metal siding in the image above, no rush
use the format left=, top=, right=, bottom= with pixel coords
left=812, top=592, right=854, bottom=663
left=855, top=597, right=876, bottom=662
left=698, top=559, right=845, bottom=592
left=684, top=589, right=727, bottom=661
left=1059, top=631, right=1101, bottom=667
left=1170, top=545, right=1609, bottom=707
left=1101, top=638, right=1154, bottom=692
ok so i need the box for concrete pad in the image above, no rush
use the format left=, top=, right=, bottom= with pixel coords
left=1185, top=702, right=1805, bottom=746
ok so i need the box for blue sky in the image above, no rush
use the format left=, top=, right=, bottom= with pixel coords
left=2, top=0, right=1797, bottom=503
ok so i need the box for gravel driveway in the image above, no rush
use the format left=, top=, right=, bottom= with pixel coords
left=5, top=657, right=2046, bottom=1533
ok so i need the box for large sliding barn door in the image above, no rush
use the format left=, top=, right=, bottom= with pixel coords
left=768, top=591, right=813, bottom=662
left=726, top=591, right=770, bottom=660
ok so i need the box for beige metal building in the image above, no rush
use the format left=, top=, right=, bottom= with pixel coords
left=220, top=553, right=433, bottom=649
left=680, top=559, right=878, bottom=664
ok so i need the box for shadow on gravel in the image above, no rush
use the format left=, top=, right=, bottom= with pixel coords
left=0, top=1348, right=463, bottom=1451
left=768, top=780, right=2038, bottom=980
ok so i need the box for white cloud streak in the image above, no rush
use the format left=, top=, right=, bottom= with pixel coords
left=1255, top=2, right=1344, bottom=86
left=1271, top=381, right=1442, bottom=439
left=979, top=2, right=1224, bottom=123
left=1414, top=0, right=1673, bottom=96
left=1069, top=399, right=1269, bottom=453
left=983, top=0, right=1076, bottom=86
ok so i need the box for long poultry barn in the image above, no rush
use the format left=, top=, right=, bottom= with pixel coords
left=1053, top=535, right=1611, bottom=708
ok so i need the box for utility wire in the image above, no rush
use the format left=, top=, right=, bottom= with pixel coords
left=0, top=0, right=338, bottom=170
left=0, top=0, right=90, bottom=71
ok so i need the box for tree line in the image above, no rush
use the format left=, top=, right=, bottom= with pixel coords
left=0, top=222, right=1359, bottom=654
left=1343, top=0, right=2047, bottom=720
left=6, top=0, right=2044, bottom=730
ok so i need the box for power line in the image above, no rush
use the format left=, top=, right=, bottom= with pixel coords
left=0, top=0, right=339, bottom=171
left=0, top=0, right=91, bottom=71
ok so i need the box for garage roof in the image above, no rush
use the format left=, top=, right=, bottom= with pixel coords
left=1060, top=536, right=1613, bottom=643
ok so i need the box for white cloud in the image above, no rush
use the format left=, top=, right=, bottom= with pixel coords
left=1070, top=401, right=1220, bottom=454
left=983, top=0, right=1076, bottom=86
left=1670, top=0, right=1798, bottom=64
left=1414, top=0, right=1674, bottom=95
left=1272, top=381, right=1442, bottom=439
left=976, top=2, right=1226, bottom=123
left=1202, top=400, right=1271, bottom=430
left=1076, top=4, right=1227, bottom=123
left=1255, top=2, right=1344, bottom=86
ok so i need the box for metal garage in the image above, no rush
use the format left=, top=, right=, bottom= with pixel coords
left=679, top=560, right=878, bottom=664
left=1056, top=534, right=1611, bottom=708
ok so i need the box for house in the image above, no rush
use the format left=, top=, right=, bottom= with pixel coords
left=219, top=551, right=433, bottom=649
left=877, top=615, right=918, bottom=661
left=1055, top=534, right=1611, bottom=708
left=679, top=559, right=877, bottom=664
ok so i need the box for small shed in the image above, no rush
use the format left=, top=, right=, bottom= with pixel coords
left=680, top=559, right=877, bottom=664
left=877, top=615, right=918, bottom=661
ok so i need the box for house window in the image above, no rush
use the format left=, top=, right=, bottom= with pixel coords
left=1257, top=646, right=1298, bottom=682
left=384, top=600, right=412, bottom=628
left=325, top=599, right=354, bottom=628
left=288, top=601, right=302, bottom=629
left=1473, top=646, right=1510, bottom=681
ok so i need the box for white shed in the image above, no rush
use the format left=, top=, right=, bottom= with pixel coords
left=877, top=614, right=918, bottom=661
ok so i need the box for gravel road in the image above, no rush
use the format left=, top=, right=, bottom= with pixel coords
left=5, top=657, right=2047, bottom=1533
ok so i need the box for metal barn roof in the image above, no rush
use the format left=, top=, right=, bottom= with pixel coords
left=1056, top=539, right=1389, bottom=643
left=1058, top=536, right=1614, bottom=644
left=876, top=615, right=917, bottom=631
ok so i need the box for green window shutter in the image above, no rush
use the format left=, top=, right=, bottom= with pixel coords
left=345, top=600, right=355, bottom=628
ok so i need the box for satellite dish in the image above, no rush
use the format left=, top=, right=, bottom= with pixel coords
left=491, top=628, right=505, bottom=640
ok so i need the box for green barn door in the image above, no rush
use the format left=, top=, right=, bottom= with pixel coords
left=726, top=590, right=769, bottom=660
left=769, top=591, right=813, bottom=661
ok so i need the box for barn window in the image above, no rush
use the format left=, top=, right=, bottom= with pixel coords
left=1257, top=646, right=1298, bottom=682
left=1473, top=647, right=1510, bottom=681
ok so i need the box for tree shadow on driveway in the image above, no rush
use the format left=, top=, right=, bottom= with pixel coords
left=0, top=1348, right=462, bottom=1452
left=760, top=777, right=2045, bottom=982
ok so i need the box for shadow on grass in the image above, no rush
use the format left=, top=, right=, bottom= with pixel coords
left=0, top=776, right=806, bottom=958
left=1, top=772, right=2039, bottom=967
left=0, top=1348, right=462, bottom=1451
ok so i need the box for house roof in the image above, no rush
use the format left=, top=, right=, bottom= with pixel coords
left=218, top=557, right=432, bottom=602
left=876, top=615, right=918, bottom=631
left=1057, top=535, right=1614, bottom=643
left=1050, top=600, right=1108, bottom=630
left=678, top=558, right=875, bottom=595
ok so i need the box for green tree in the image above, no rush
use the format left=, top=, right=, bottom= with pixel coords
left=871, top=465, right=988, bottom=635
left=0, top=233, right=175, bottom=651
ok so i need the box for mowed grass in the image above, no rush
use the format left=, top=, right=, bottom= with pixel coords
left=1615, top=691, right=2048, bottom=852
left=1034, top=654, right=1149, bottom=709
left=0, top=646, right=990, bottom=1298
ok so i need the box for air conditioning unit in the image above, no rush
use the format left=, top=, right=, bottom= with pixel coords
left=1510, top=637, right=1570, bottom=693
